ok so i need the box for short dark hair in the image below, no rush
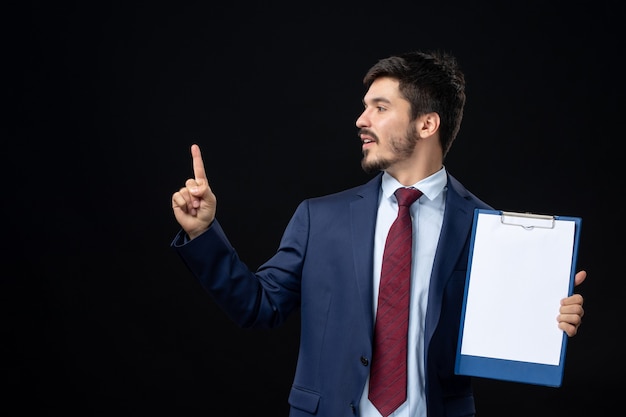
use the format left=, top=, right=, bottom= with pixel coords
left=363, top=50, right=466, bottom=157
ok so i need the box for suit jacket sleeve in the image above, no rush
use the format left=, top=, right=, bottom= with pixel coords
left=171, top=204, right=308, bottom=329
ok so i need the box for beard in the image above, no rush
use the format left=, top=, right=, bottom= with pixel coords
left=360, top=124, right=418, bottom=174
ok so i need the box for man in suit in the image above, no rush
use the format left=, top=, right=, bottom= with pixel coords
left=170, top=50, right=586, bottom=417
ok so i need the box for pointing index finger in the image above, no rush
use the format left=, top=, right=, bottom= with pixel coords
left=190, top=144, right=207, bottom=182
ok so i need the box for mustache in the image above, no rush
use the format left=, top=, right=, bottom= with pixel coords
left=358, top=128, right=379, bottom=142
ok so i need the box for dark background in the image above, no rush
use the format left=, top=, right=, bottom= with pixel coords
left=4, top=1, right=624, bottom=415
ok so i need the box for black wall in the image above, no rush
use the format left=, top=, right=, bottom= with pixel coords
left=4, top=1, right=623, bottom=415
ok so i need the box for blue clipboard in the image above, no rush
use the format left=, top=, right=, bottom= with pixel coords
left=455, top=208, right=582, bottom=387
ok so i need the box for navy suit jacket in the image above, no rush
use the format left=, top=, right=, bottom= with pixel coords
left=172, top=171, right=493, bottom=417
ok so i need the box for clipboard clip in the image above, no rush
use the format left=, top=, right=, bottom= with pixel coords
left=500, top=211, right=556, bottom=230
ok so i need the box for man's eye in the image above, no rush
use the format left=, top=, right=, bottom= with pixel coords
left=377, top=106, right=386, bottom=112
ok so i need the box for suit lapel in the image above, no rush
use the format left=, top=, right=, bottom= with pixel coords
left=424, top=174, right=477, bottom=344
left=350, top=174, right=383, bottom=337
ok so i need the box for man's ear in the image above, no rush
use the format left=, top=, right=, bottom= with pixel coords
left=416, top=112, right=440, bottom=138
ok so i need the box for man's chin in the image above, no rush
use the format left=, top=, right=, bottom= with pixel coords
left=361, top=158, right=387, bottom=174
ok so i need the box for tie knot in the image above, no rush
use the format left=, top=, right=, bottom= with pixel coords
left=394, top=187, right=422, bottom=207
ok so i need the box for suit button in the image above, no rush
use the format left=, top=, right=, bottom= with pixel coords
left=360, top=356, right=369, bottom=366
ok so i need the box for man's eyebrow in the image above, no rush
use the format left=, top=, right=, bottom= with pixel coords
left=363, top=96, right=392, bottom=106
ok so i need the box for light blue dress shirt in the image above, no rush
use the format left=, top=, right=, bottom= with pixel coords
left=359, top=167, right=447, bottom=417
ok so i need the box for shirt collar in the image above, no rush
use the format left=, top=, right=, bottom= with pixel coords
left=381, top=166, right=447, bottom=202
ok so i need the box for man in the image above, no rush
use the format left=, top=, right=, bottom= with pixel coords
left=170, top=50, right=586, bottom=417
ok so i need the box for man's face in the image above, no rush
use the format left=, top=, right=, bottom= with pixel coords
left=356, top=77, right=417, bottom=174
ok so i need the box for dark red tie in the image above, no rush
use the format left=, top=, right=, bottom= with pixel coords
left=369, top=187, right=422, bottom=417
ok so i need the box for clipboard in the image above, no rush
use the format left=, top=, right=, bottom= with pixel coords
left=454, top=208, right=582, bottom=387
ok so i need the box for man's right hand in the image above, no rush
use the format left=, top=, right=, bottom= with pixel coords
left=171, top=144, right=217, bottom=239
